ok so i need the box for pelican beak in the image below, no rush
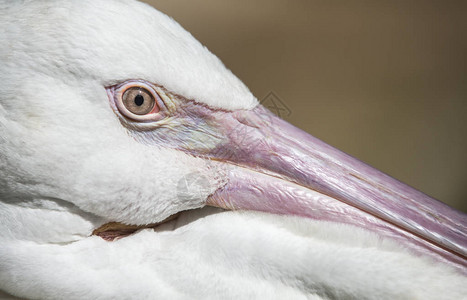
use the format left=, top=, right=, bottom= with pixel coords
left=200, top=105, right=466, bottom=270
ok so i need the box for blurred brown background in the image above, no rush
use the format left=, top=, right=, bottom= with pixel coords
left=143, top=0, right=467, bottom=212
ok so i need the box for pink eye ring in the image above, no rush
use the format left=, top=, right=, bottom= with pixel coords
left=109, top=81, right=167, bottom=122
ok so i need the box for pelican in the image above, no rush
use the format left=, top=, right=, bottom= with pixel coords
left=0, top=0, right=466, bottom=299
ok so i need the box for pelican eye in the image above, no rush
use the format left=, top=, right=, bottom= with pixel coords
left=109, top=81, right=167, bottom=122
left=122, top=87, right=157, bottom=115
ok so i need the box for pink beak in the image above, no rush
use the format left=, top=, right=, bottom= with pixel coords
left=185, top=105, right=467, bottom=273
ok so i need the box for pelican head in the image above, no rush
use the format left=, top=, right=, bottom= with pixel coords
left=0, top=0, right=466, bottom=298
left=0, top=0, right=250, bottom=231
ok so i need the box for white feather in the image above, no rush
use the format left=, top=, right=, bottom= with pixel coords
left=0, top=0, right=257, bottom=111
left=1, top=209, right=466, bottom=299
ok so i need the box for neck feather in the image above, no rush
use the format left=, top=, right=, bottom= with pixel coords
left=0, top=198, right=105, bottom=244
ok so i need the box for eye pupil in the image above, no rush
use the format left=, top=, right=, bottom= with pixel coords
left=134, top=95, right=144, bottom=106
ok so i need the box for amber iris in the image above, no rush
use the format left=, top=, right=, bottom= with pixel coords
left=122, top=87, right=156, bottom=115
